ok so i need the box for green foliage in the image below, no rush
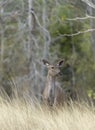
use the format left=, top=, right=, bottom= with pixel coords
left=1, top=0, right=95, bottom=101
left=49, top=4, right=95, bottom=99
left=49, top=5, right=85, bottom=58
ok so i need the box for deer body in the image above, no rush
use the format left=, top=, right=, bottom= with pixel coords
left=42, top=59, right=65, bottom=106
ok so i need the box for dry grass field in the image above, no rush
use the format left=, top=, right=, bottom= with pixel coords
left=0, top=96, right=95, bottom=130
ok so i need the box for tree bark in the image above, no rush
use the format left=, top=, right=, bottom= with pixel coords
left=87, top=0, right=95, bottom=60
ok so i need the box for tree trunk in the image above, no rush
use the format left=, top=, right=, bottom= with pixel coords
left=87, top=0, right=95, bottom=60
left=0, top=6, right=4, bottom=80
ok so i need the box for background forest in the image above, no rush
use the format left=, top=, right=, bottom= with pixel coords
left=0, top=0, right=95, bottom=104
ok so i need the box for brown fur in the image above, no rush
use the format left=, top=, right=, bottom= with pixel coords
left=42, top=59, right=65, bottom=106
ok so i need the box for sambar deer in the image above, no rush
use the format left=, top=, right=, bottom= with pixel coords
left=42, top=59, right=65, bottom=106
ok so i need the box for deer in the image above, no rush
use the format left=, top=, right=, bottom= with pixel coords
left=42, top=59, right=65, bottom=107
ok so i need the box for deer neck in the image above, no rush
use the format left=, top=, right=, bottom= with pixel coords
left=46, top=74, right=56, bottom=98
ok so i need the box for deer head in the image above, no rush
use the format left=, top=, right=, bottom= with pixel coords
left=42, top=59, right=64, bottom=77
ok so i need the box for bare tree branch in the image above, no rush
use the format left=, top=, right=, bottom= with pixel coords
left=52, top=28, right=95, bottom=43
left=82, top=0, right=95, bottom=9
left=66, top=14, right=95, bottom=21
left=30, top=9, right=51, bottom=45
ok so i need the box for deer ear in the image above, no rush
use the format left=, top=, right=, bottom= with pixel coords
left=42, top=59, right=50, bottom=66
left=57, top=59, right=64, bottom=67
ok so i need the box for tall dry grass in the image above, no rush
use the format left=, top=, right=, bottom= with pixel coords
left=0, top=96, right=95, bottom=130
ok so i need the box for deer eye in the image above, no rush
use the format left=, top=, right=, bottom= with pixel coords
left=51, top=67, right=54, bottom=69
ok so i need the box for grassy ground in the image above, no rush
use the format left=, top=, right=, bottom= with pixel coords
left=0, top=97, right=95, bottom=130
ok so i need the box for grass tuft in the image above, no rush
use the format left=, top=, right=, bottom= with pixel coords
left=0, top=96, right=95, bottom=130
